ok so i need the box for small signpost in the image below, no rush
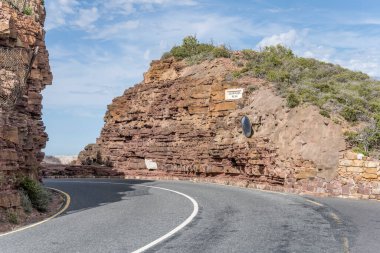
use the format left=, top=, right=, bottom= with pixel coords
left=225, top=88, right=244, bottom=100
left=145, top=159, right=158, bottom=170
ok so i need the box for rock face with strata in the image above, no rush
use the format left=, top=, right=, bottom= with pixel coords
left=0, top=0, right=52, bottom=209
left=79, top=55, right=380, bottom=199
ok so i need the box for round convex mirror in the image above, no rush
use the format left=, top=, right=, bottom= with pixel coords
left=241, top=116, right=253, bottom=138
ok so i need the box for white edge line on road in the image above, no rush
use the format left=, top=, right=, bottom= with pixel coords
left=51, top=180, right=352, bottom=253
left=305, top=199, right=324, bottom=207
left=51, top=180, right=199, bottom=253
left=0, top=187, right=71, bottom=238
left=131, top=185, right=199, bottom=253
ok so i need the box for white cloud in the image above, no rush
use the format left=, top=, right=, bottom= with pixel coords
left=106, top=0, right=197, bottom=9
left=257, top=29, right=301, bottom=49
left=335, top=49, right=380, bottom=77
left=45, top=0, right=79, bottom=30
left=89, top=20, right=140, bottom=39
left=104, top=0, right=135, bottom=15
left=266, top=8, right=298, bottom=13
left=360, top=18, right=380, bottom=25
left=46, top=0, right=197, bottom=31
left=137, top=12, right=266, bottom=49
left=256, top=29, right=380, bottom=77
left=43, top=44, right=149, bottom=109
left=143, top=49, right=151, bottom=60
left=74, top=7, right=100, bottom=30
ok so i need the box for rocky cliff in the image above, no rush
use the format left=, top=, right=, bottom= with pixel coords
left=0, top=0, right=52, bottom=209
left=79, top=49, right=380, bottom=200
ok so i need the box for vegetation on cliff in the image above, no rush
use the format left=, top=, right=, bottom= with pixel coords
left=19, top=177, right=50, bottom=212
left=233, top=45, right=380, bottom=156
left=162, top=35, right=231, bottom=64
left=163, top=39, right=380, bottom=157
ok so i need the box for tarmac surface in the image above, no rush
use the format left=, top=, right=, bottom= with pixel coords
left=0, top=178, right=379, bottom=253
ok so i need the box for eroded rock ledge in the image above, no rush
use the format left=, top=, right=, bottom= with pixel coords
left=78, top=56, right=380, bottom=200
left=0, top=0, right=52, bottom=210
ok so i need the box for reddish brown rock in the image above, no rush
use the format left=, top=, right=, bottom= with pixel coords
left=76, top=144, right=102, bottom=165
left=0, top=0, right=52, bottom=208
left=77, top=56, right=371, bottom=198
left=41, top=164, right=124, bottom=178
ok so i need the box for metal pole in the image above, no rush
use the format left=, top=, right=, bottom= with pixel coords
left=24, top=46, right=39, bottom=85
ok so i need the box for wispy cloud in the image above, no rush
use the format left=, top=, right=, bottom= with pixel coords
left=46, top=0, right=198, bottom=31
left=45, top=0, right=79, bottom=30
left=74, top=7, right=100, bottom=31
left=257, top=29, right=301, bottom=49
left=256, top=29, right=380, bottom=76
left=88, top=20, right=140, bottom=40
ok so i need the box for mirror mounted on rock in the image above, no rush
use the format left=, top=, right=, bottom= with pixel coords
left=241, top=116, right=253, bottom=138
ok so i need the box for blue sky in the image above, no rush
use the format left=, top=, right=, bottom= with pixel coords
left=43, top=0, right=380, bottom=155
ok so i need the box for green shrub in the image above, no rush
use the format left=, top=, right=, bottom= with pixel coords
left=20, top=190, right=33, bottom=213
left=241, top=49, right=256, bottom=60
left=161, top=52, right=172, bottom=60
left=319, top=109, right=331, bottom=118
left=19, top=177, right=50, bottom=212
left=165, top=36, right=231, bottom=62
left=212, top=46, right=231, bottom=58
left=287, top=93, right=300, bottom=108
left=344, top=131, right=359, bottom=143
left=340, top=106, right=359, bottom=122
left=352, top=147, right=369, bottom=156
left=247, top=85, right=258, bottom=93
left=345, top=122, right=380, bottom=157
left=23, top=6, right=33, bottom=15
left=7, top=211, right=18, bottom=224
left=232, top=70, right=242, bottom=78
left=375, top=114, right=380, bottom=128
left=186, top=52, right=213, bottom=65
left=360, top=123, right=380, bottom=152
left=233, top=44, right=380, bottom=155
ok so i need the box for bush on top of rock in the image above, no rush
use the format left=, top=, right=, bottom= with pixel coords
left=162, top=36, right=231, bottom=64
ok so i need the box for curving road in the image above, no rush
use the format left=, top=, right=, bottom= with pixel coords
left=0, top=179, right=379, bottom=253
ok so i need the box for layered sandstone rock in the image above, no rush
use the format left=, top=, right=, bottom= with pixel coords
left=76, top=144, right=102, bottom=165
left=0, top=0, right=52, bottom=209
left=41, top=164, right=124, bottom=178
left=78, top=55, right=380, bottom=199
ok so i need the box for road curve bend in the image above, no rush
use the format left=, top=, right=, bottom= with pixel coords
left=0, top=179, right=379, bottom=253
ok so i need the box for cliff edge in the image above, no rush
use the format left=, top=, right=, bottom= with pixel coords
left=78, top=38, right=380, bottom=199
left=0, top=0, right=52, bottom=213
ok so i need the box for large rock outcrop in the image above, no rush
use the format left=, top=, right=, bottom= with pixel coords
left=80, top=55, right=380, bottom=199
left=0, top=0, right=52, bottom=209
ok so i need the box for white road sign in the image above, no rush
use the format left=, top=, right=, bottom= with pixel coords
left=145, top=159, right=158, bottom=170
left=225, top=88, right=244, bottom=100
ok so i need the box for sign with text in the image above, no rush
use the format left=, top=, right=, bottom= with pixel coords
left=225, top=88, right=244, bottom=100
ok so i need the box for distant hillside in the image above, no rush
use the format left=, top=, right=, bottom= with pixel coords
left=43, top=155, right=78, bottom=165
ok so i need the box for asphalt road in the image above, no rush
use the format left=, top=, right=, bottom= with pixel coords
left=0, top=179, right=379, bottom=253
